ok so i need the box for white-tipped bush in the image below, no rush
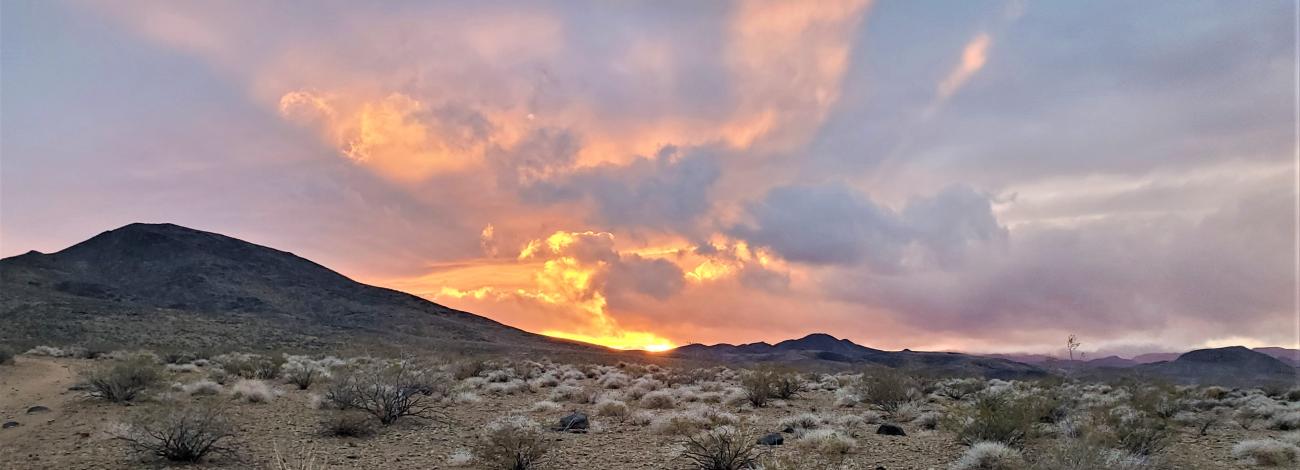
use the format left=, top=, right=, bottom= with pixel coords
left=1267, top=411, right=1300, bottom=431
left=165, top=363, right=199, bottom=374
left=549, top=384, right=586, bottom=403
left=183, top=380, right=223, bottom=396
left=25, top=345, right=68, bottom=357
left=629, top=410, right=655, bottom=426
left=650, top=410, right=712, bottom=435
left=230, top=379, right=277, bottom=403
left=477, top=416, right=549, bottom=469
left=640, top=390, right=677, bottom=409
left=596, top=398, right=629, bottom=417
left=793, top=429, right=856, bottom=459
left=446, top=448, right=474, bottom=467
left=455, top=392, right=483, bottom=404
left=1232, top=439, right=1300, bottom=467
left=949, top=441, right=1025, bottom=470
left=918, top=411, right=942, bottom=430
left=529, top=400, right=561, bottom=412
left=778, top=413, right=822, bottom=434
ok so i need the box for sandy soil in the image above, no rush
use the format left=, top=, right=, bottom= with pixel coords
left=0, top=357, right=1280, bottom=469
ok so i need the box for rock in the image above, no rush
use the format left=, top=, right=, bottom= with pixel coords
left=558, top=412, right=589, bottom=432
left=26, top=405, right=50, bottom=414
left=2, top=421, right=18, bottom=429
left=876, top=423, right=906, bottom=436
left=757, top=433, right=784, bottom=446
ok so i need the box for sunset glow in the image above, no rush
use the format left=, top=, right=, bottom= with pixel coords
left=4, top=1, right=1294, bottom=356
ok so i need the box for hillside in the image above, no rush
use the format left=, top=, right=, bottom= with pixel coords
left=0, top=223, right=595, bottom=355
left=672, top=333, right=1046, bottom=379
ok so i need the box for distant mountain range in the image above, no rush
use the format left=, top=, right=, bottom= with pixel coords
left=671, top=333, right=1047, bottom=379
left=1, top=222, right=1294, bottom=386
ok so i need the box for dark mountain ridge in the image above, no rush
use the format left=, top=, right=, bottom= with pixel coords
left=0, top=223, right=593, bottom=354
left=672, top=333, right=1045, bottom=379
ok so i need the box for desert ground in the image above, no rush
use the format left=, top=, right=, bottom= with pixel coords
left=1, top=349, right=1297, bottom=469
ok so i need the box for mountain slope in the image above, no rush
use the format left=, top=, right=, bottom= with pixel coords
left=672, top=333, right=1045, bottom=379
left=0, top=223, right=594, bottom=354
left=1129, top=346, right=1297, bottom=386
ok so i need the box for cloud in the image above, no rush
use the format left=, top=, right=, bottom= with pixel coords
left=936, top=32, right=991, bottom=100
left=731, top=183, right=1004, bottom=271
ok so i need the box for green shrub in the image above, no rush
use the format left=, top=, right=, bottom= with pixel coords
left=944, top=392, right=1039, bottom=447
left=680, top=426, right=758, bottom=470
left=857, top=368, right=915, bottom=412
left=85, top=355, right=162, bottom=403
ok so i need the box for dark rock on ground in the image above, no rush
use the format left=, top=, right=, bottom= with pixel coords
left=876, top=423, right=906, bottom=436
left=2, top=421, right=19, bottom=429
left=558, top=412, right=588, bottom=432
left=26, top=405, right=50, bottom=414
left=757, top=433, right=784, bottom=445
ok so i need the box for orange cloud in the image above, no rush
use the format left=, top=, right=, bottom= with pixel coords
left=937, top=33, right=992, bottom=100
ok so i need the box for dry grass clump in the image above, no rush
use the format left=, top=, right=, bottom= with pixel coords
left=680, top=426, right=758, bottom=470
left=116, top=403, right=233, bottom=462
left=320, top=411, right=376, bottom=437
left=85, top=354, right=163, bottom=403
left=530, top=400, right=562, bottom=413
left=778, top=413, right=822, bottom=434
left=182, top=379, right=223, bottom=396
left=596, top=398, right=630, bottom=417
left=215, top=353, right=284, bottom=380
left=857, top=368, right=916, bottom=412
left=950, top=441, right=1025, bottom=470
left=793, top=429, right=856, bottom=460
left=230, top=379, right=278, bottom=403
left=1231, top=438, right=1300, bottom=467
left=640, top=390, right=677, bottom=409
left=446, top=448, right=475, bottom=467
left=476, top=415, right=549, bottom=469
left=282, top=356, right=332, bottom=390
left=325, top=360, right=444, bottom=425
left=1030, top=438, right=1154, bottom=470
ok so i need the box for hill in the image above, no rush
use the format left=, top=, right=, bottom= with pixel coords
left=0, top=223, right=595, bottom=355
left=1128, top=346, right=1297, bottom=386
left=671, top=333, right=1046, bottom=379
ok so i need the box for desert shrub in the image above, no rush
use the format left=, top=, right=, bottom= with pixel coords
left=117, top=403, right=233, bottom=462
left=950, top=441, right=1025, bottom=470
left=1232, top=438, right=1300, bottom=467
left=630, top=410, right=655, bottom=426
left=1267, top=411, right=1300, bottom=430
left=641, top=390, right=677, bottom=409
left=183, top=379, right=223, bottom=396
left=939, top=379, right=986, bottom=401
left=321, top=411, right=376, bottom=437
left=325, top=360, right=443, bottom=425
left=741, top=369, right=776, bottom=407
left=0, top=347, right=13, bottom=365
left=680, top=426, right=757, bottom=470
left=945, top=392, right=1039, bottom=447
left=231, top=379, right=278, bottom=403
left=530, top=400, right=562, bottom=412
left=1031, top=438, right=1154, bottom=470
left=1286, top=388, right=1300, bottom=402
left=26, top=345, right=67, bottom=357
left=918, top=411, right=943, bottom=430
left=476, top=415, right=549, bottom=469
left=596, top=398, right=630, bottom=418
left=446, top=448, right=475, bottom=467
left=793, top=429, right=856, bottom=461
left=85, top=355, right=163, bottom=403
left=857, top=369, right=915, bottom=412
left=778, top=413, right=822, bottom=434
left=455, top=392, right=483, bottom=404
left=771, top=370, right=807, bottom=400
left=283, top=359, right=326, bottom=390
left=1096, top=407, right=1173, bottom=456
left=452, top=359, right=488, bottom=380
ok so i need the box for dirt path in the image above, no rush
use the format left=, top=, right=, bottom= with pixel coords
left=0, top=356, right=83, bottom=463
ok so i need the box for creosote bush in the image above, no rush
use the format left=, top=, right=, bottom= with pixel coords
left=325, top=359, right=443, bottom=425
left=680, top=426, right=757, bottom=470
left=321, top=411, right=376, bottom=437
left=741, top=369, right=776, bottom=408
left=857, top=368, right=915, bottom=412
left=86, top=355, right=163, bottom=403
left=944, top=392, right=1039, bottom=447
left=477, top=415, right=549, bottom=469
left=117, top=403, right=233, bottom=463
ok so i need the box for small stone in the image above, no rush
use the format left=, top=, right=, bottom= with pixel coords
left=2, top=421, right=19, bottom=429
left=26, top=406, right=50, bottom=414
left=757, top=433, right=784, bottom=446
left=876, top=423, right=906, bottom=436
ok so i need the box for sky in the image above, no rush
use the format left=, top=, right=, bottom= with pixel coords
left=2, top=0, right=1296, bottom=356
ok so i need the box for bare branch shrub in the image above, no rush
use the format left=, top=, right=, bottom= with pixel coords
left=857, top=368, right=915, bottom=412
left=680, top=426, right=758, bottom=470
left=325, top=359, right=443, bottom=425
left=117, top=403, right=233, bottom=462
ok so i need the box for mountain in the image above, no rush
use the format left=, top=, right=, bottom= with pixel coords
left=671, top=333, right=1046, bottom=379
left=0, top=223, right=596, bottom=355
left=1131, top=346, right=1297, bottom=386
left=1132, top=352, right=1182, bottom=364
left=1253, top=347, right=1300, bottom=367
